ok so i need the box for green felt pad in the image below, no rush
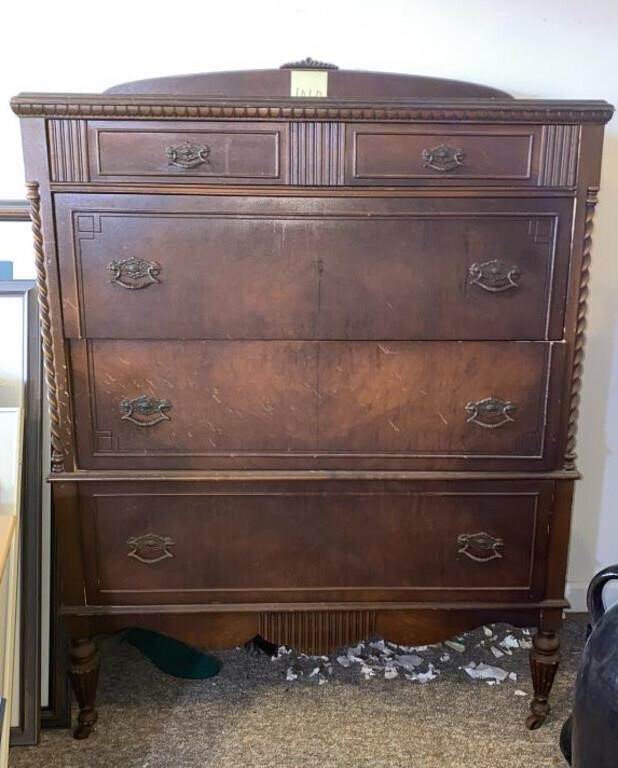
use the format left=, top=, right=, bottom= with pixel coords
left=125, top=628, right=221, bottom=679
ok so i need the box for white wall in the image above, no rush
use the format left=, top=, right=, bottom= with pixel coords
left=1, top=0, right=616, bottom=610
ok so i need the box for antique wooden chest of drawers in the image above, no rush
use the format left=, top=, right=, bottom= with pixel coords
left=11, top=62, right=613, bottom=738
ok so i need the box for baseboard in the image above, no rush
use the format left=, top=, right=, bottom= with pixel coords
left=566, top=581, right=618, bottom=613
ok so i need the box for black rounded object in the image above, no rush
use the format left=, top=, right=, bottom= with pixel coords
left=570, top=565, right=618, bottom=767
left=560, top=715, right=572, bottom=764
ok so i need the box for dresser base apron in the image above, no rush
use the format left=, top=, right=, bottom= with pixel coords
left=61, top=603, right=565, bottom=738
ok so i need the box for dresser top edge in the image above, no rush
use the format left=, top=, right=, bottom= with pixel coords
left=10, top=94, right=614, bottom=124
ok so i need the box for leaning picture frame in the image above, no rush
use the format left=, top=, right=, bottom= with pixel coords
left=0, top=406, right=21, bottom=766
left=0, top=201, right=70, bottom=745
left=0, top=279, right=42, bottom=745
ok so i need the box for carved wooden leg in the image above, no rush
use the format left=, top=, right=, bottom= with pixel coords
left=69, top=638, right=100, bottom=739
left=526, top=630, right=561, bottom=729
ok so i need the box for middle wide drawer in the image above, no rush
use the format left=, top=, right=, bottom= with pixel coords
left=70, top=339, right=565, bottom=471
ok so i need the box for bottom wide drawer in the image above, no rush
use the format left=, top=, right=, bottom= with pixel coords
left=78, top=481, right=553, bottom=605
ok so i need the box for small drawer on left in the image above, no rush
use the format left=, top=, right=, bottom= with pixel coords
left=85, top=120, right=287, bottom=184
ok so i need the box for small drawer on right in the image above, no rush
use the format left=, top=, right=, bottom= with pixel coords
left=346, top=123, right=579, bottom=187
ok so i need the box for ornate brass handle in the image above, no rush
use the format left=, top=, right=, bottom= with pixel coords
left=107, top=257, right=161, bottom=290
left=120, top=395, right=172, bottom=427
left=468, top=259, right=521, bottom=292
left=465, top=397, right=516, bottom=429
left=457, top=532, right=504, bottom=563
left=421, top=143, right=465, bottom=172
left=127, top=533, right=175, bottom=564
left=166, top=140, right=210, bottom=169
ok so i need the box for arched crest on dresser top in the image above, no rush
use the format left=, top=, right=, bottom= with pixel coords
left=104, top=63, right=513, bottom=99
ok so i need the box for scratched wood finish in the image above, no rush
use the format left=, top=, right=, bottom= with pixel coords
left=68, top=339, right=563, bottom=469
left=12, top=66, right=612, bottom=736
left=54, top=194, right=571, bottom=341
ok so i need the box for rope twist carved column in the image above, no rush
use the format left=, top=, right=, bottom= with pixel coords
left=564, top=186, right=599, bottom=471
left=26, top=182, right=65, bottom=472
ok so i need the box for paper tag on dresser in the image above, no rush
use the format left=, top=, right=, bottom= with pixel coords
left=290, top=70, right=328, bottom=97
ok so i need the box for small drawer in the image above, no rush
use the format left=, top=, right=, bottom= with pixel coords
left=78, top=480, right=553, bottom=605
left=346, top=124, right=545, bottom=186
left=87, top=121, right=287, bottom=184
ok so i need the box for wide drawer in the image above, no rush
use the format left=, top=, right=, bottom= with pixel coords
left=55, top=194, right=571, bottom=341
left=86, top=121, right=287, bottom=184
left=346, top=124, right=557, bottom=186
left=78, top=480, right=553, bottom=605
left=69, top=339, right=565, bottom=471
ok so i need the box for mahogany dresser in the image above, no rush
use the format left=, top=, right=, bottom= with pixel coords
left=11, top=62, right=613, bottom=738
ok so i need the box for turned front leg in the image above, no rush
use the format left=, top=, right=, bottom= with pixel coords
left=70, top=638, right=100, bottom=739
left=527, top=630, right=561, bottom=730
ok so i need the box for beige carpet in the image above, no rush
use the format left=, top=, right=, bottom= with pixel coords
left=10, top=616, right=585, bottom=768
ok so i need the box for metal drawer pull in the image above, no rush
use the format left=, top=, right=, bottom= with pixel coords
left=107, top=257, right=161, bottom=290
left=468, top=259, right=521, bottom=292
left=127, top=533, right=175, bottom=564
left=120, top=395, right=172, bottom=427
left=166, top=140, right=210, bottom=169
left=457, top=532, right=504, bottom=563
left=465, top=397, right=516, bottom=429
left=421, top=143, right=465, bottom=172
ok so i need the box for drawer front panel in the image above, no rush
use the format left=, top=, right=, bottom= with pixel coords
left=56, top=194, right=571, bottom=341
left=87, top=121, right=286, bottom=183
left=72, top=340, right=319, bottom=458
left=70, top=339, right=563, bottom=470
left=317, top=341, right=557, bottom=457
left=80, top=481, right=553, bottom=605
left=347, top=124, right=543, bottom=185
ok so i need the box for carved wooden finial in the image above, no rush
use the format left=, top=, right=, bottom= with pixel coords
left=280, top=57, right=338, bottom=70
